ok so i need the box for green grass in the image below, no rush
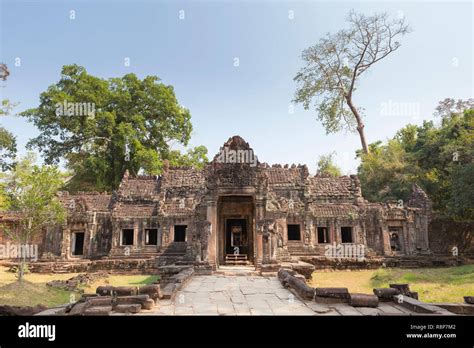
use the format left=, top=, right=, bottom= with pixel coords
left=0, top=266, right=160, bottom=308
left=309, top=265, right=474, bottom=303
left=0, top=280, right=74, bottom=307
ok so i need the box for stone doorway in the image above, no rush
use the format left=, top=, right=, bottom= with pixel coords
left=217, top=196, right=255, bottom=266
left=388, top=226, right=404, bottom=254
left=72, top=231, right=85, bottom=256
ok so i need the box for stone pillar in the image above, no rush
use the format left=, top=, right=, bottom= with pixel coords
left=162, top=223, right=170, bottom=246
left=255, top=198, right=265, bottom=266
left=60, top=225, right=71, bottom=260
left=305, top=218, right=314, bottom=246
left=402, top=221, right=410, bottom=254
left=87, top=212, right=97, bottom=258
left=133, top=220, right=139, bottom=249
left=382, top=229, right=392, bottom=255
left=111, top=221, right=119, bottom=254
left=421, top=215, right=430, bottom=251
left=262, top=230, right=270, bottom=264
left=330, top=220, right=337, bottom=244
left=206, top=198, right=218, bottom=269
left=256, top=223, right=263, bottom=266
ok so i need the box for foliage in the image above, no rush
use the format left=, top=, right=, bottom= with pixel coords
left=357, top=100, right=474, bottom=221
left=168, top=145, right=208, bottom=169
left=21, top=64, right=208, bottom=191
left=0, top=63, right=18, bottom=170
left=1, top=154, right=66, bottom=280
left=0, top=125, right=17, bottom=171
left=316, top=152, right=342, bottom=177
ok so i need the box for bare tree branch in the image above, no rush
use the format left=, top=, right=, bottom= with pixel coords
left=294, top=10, right=411, bottom=153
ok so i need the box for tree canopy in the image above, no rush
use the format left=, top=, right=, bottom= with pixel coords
left=21, top=65, right=208, bottom=191
left=357, top=99, right=474, bottom=222
left=0, top=63, right=17, bottom=171
left=316, top=153, right=342, bottom=177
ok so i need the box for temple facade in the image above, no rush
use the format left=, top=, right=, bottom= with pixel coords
left=37, top=136, right=431, bottom=269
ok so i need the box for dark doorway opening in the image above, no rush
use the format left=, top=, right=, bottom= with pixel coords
left=287, top=224, right=301, bottom=241
left=341, top=226, right=353, bottom=243
left=72, top=232, right=84, bottom=256
left=174, top=225, right=187, bottom=242
left=145, top=228, right=158, bottom=245
left=317, top=227, right=330, bottom=243
left=226, top=219, right=247, bottom=255
left=122, top=229, right=134, bottom=245
left=389, top=227, right=403, bottom=252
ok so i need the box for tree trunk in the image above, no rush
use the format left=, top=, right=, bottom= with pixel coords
left=19, top=253, right=25, bottom=281
left=346, top=97, right=370, bottom=154
left=19, top=221, right=32, bottom=281
left=356, top=124, right=369, bottom=154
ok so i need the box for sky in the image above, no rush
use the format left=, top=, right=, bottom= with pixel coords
left=0, top=0, right=472, bottom=174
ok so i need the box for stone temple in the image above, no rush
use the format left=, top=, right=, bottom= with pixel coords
left=32, top=136, right=431, bottom=271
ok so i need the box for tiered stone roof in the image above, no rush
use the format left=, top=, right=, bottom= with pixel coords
left=163, top=167, right=206, bottom=188
left=116, top=172, right=161, bottom=199
left=310, top=204, right=360, bottom=217
left=112, top=202, right=159, bottom=218
left=266, top=166, right=307, bottom=186
left=308, top=175, right=361, bottom=199
left=51, top=136, right=370, bottom=219
left=57, top=191, right=112, bottom=212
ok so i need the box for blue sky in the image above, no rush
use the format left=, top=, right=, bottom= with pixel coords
left=1, top=0, right=472, bottom=174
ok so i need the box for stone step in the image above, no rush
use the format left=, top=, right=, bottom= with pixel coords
left=225, top=254, right=249, bottom=265
left=214, top=265, right=259, bottom=276
left=225, top=254, right=248, bottom=260
left=225, top=260, right=250, bottom=265
left=286, top=242, right=314, bottom=254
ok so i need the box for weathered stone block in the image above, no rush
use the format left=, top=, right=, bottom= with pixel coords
left=373, top=288, right=400, bottom=301
left=86, top=296, right=113, bottom=307
left=113, top=304, right=142, bottom=313
left=464, top=296, right=474, bottom=304
left=82, top=305, right=112, bottom=316
left=393, top=295, right=450, bottom=314
left=316, top=287, right=349, bottom=299
left=349, top=293, right=379, bottom=308
left=291, top=263, right=315, bottom=280
left=96, top=286, right=138, bottom=296
left=115, top=295, right=151, bottom=309
left=389, top=284, right=410, bottom=295
left=138, top=284, right=162, bottom=300
left=68, top=302, right=88, bottom=315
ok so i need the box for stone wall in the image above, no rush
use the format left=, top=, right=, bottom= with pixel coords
left=429, top=217, right=474, bottom=255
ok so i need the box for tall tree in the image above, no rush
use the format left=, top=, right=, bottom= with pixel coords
left=1, top=153, right=66, bottom=280
left=21, top=65, right=207, bottom=191
left=294, top=11, right=410, bottom=154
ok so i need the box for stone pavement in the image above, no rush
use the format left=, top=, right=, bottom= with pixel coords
left=144, top=275, right=314, bottom=315
left=140, top=275, right=418, bottom=316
